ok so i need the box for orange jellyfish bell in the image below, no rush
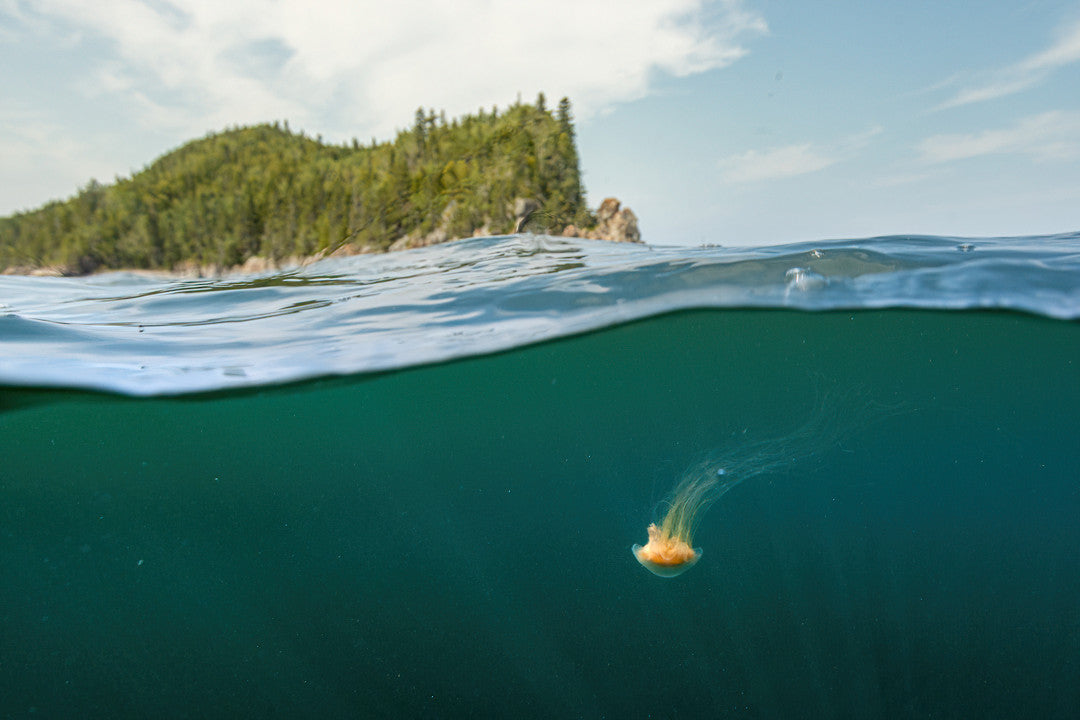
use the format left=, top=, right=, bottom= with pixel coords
left=632, top=523, right=702, bottom=578
left=632, top=390, right=877, bottom=578
left=633, top=464, right=728, bottom=578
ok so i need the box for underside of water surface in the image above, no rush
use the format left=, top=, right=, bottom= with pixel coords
left=2, top=303, right=1078, bottom=717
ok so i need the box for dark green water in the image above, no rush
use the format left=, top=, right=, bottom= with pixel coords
left=2, top=309, right=1078, bottom=718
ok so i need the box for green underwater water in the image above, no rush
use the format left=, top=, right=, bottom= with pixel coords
left=2, top=308, right=1078, bottom=718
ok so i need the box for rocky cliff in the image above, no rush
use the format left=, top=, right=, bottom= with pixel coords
left=560, top=197, right=641, bottom=244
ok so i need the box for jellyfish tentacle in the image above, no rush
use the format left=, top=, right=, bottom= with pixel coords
left=633, top=386, right=899, bottom=578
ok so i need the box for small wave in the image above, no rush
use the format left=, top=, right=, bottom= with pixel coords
left=0, top=232, right=1077, bottom=395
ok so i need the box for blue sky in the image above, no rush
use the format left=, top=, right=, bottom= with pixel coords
left=2, top=0, right=1078, bottom=246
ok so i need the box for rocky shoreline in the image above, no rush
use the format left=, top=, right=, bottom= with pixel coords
left=560, top=197, right=641, bottom=244
left=3, top=197, right=641, bottom=278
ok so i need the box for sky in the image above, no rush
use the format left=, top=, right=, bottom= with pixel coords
left=2, top=0, right=1078, bottom=246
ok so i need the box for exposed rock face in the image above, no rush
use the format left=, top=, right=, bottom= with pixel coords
left=513, top=197, right=540, bottom=232
left=597, top=197, right=641, bottom=244
left=393, top=196, right=541, bottom=249
left=562, top=197, right=641, bottom=244
left=389, top=201, right=459, bottom=251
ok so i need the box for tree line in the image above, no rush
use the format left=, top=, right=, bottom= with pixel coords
left=0, top=95, right=593, bottom=273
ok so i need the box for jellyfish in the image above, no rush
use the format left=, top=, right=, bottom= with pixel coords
left=632, top=465, right=739, bottom=578
left=632, top=387, right=894, bottom=578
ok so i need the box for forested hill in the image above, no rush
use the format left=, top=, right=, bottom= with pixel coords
left=0, top=96, right=595, bottom=274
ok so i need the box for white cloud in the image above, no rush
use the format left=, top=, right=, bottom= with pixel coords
left=718, top=144, right=836, bottom=183
left=717, top=126, right=881, bottom=184
left=13, top=0, right=767, bottom=140
left=0, top=105, right=122, bottom=211
left=1019, top=18, right=1080, bottom=72
left=870, top=170, right=939, bottom=189
left=916, top=110, right=1080, bottom=164
left=937, top=19, right=1080, bottom=110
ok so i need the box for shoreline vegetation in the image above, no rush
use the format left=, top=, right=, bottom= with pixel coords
left=0, top=95, right=640, bottom=278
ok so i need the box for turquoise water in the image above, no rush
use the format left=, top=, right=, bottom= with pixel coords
left=2, top=234, right=1079, bottom=717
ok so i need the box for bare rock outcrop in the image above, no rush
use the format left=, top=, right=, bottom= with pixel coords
left=389, top=201, right=461, bottom=251
left=562, top=197, right=641, bottom=244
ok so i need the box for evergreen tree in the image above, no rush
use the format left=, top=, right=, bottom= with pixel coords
left=557, top=97, right=574, bottom=139
left=0, top=97, right=596, bottom=273
left=413, top=107, right=427, bottom=156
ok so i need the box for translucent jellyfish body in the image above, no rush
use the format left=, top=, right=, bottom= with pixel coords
left=632, top=388, right=890, bottom=578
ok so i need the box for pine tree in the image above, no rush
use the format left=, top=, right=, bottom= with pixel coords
left=0, top=97, right=595, bottom=272
left=557, top=97, right=574, bottom=139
